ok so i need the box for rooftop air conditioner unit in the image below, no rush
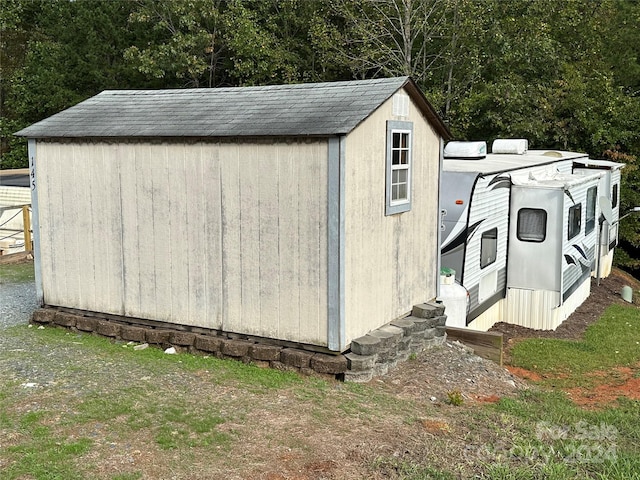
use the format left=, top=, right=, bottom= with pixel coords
left=443, top=141, right=487, bottom=159
left=491, top=138, right=529, bottom=154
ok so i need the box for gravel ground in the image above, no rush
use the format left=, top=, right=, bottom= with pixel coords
left=0, top=279, right=37, bottom=328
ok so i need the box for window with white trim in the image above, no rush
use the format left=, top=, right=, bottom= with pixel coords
left=385, top=121, right=413, bottom=215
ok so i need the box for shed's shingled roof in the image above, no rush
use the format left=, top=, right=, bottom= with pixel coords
left=15, top=77, right=450, bottom=139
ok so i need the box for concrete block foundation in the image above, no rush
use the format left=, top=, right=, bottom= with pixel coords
left=30, top=302, right=446, bottom=382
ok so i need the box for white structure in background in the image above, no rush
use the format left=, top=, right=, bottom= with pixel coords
left=0, top=185, right=31, bottom=254
left=439, top=139, right=624, bottom=331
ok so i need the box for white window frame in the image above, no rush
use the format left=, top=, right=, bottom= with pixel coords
left=385, top=120, right=413, bottom=215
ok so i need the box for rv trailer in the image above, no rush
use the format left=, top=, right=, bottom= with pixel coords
left=504, top=169, right=604, bottom=330
left=573, top=159, right=624, bottom=278
left=439, top=140, right=620, bottom=331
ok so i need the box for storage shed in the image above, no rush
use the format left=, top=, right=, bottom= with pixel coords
left=16, top=77, right=450, bottom=352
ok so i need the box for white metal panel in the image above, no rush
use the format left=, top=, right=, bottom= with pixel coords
left=466, top=300, right=503, bottom=331
left=503, top=288, right=561, bottom=329
left=462, top=175, right=509, bottom=305
left=0, top=186, right=31, bottom=206
left=503, top=278, right=590, bottom=330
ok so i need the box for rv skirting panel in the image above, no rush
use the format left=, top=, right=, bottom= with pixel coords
left=467, top=299, right=503, bottom=332
left=596, top=249, right=614, bottom=279
left=502, top=277, right=591, bottom=330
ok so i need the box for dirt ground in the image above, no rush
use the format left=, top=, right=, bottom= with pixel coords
left=251, top=269, right=640, bottom=478
left=374, top=269, right=640, bottom=412
left=2, top=265, right=638, bottom=479
left=491, top=268, right=640, bottom=346
left=490, top=268, right=640, bottom=408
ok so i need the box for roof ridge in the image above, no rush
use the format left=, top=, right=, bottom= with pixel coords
left=99, top=76, right=410, bottom=96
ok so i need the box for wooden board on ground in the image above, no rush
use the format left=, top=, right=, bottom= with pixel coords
left=446, top=326, right=503, bottom=366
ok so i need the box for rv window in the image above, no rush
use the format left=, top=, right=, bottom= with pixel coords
left=385, top=121, right=413, bottom=215
left=568, top=203, right=582, bottom=240
left=612, top=184, right=618, bottom=208
left=517, top=208, right=547, bottom=242
left=480, top=228, right=498, bottom=268
left=586, top=186, right=597, bottom=234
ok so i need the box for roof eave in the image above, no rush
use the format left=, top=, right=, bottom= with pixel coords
left=401, top=78, right=452, bottom=140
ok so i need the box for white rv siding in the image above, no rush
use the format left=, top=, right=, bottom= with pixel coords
left=343, top=96, right=440, bottom=343
left=462, top=175, right=509, bottom=310
left=35, top=140, right=329, bottom=346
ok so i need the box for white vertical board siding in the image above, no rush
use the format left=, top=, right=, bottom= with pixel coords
left=36, top=139, right=328, bottom=346
left=343, top=95, right=440, bottom=344
left=297, top=142, right=328, bottom=344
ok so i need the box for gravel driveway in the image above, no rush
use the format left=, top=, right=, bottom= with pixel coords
left=0, top=278, right=37, bottom=328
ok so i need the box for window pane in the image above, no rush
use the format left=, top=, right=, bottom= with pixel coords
left=392, top=150, right=400, bottom=165
left=586, top=186, right=596, bottom=234
left=517, top=208, right=547, bottom=242
left=400, top=150, right=408, bottom=164
left=397, top=169, right=407, bottom=183
left=392, top=184, right=399, bottom=200
left=480, top=228, right=498, bottom=268
left=393, top=132, right=400, bottom=149
left=612, top=184, right=618, bottom=208
left=568, top=203, right=582, bottom=240
left=397, top=183, right=407, bottom=200
left=401, top=133, right=408, bottom=149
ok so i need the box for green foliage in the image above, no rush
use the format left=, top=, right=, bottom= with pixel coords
left=446, top=389, right=464, bottom=406
left=605, top=150, right=640, bottom=273
left=1, top=0, right=639, bottom=269
left=510, top=304, right=640, bottom=377
left=0, top=261, right=35, bottom=284
left=373, top=457, right=456, bottom=480
left=3, top=410, right=93, bottom=480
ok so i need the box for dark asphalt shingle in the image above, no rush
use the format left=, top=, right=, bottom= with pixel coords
left=17, top=77, right=417, bottom=139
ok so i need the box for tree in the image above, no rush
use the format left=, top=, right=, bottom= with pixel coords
left=1, top=0, right=161, bottom=168
left=315, top=0, right=450, bottom=82
left=125, top=0, right=334, bottom=87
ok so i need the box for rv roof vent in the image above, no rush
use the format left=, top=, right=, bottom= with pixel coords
left=444, top=141, right=487, bottom=159
left=491, top=138, right=528, bottom=154
left=542, top=151, right=563, bottom=158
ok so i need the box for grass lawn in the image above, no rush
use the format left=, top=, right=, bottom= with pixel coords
left=510, top=304, right=640, bottom=378
left=1, top=261, right=638, bottom=479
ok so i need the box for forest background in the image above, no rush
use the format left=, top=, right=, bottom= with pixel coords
left=1, top=0, right=638, bottom=274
